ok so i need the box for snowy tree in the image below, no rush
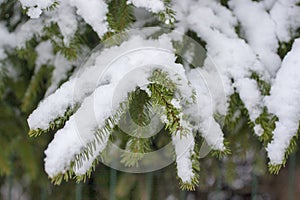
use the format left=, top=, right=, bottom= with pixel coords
left=1, top=0, right=300, bottom=192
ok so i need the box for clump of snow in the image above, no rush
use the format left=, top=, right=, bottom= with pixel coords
left=270, top=0, right=300, bottom=42
left=127, top=0, right=165, bottom=13
left=265, top=39, right=300, bottom=165
left=172, top=128, right=195, bottom=183
left=0, top=23, right=16, bottom=59
left=15, top=19, right=45, bottom=47
left=69, top=0, right=108, bottom=38
left=45, top=53, right=76, bottom=97
left=19, top=0, right=55, bottom=18
left=230, top=0, right=281, bottom=76
left=261, top=0, right=277, bottom=10
left=171, top=99, right=181, bottom=109
left=173, top=0, right=270, bottom=136
left=19, top=0, right=108, bottom=39
left=54, top=1, right=78, bottom=45
left=187, top=68, right=225, bottom=151
left=32, top=40, right=77, bottom=97
left=234, top=78, right=264, bottom=136
left=35, top=41, right=53, bottom=71
left=45, top=84, right=117, bottom=177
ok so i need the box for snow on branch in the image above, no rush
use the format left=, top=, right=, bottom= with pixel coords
left=230, top=0, right=281, bottom=76
left=175, top=0, right=269, bottom=136
left=266, top=39, right=300, bottom=165
left=127, top=0, right=165, bottom=13
left=19, top=0, right=57, bottom=18
left=4, top=0, right=300, bottom=189
left=69, top=0, right=108, bottom=38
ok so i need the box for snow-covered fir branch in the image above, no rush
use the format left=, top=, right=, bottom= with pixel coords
left=0, top=0, right=299, bottom=190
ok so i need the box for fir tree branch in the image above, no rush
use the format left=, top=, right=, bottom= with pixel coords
left=28, top=105, right=78, bottom=137
left=43, top=22, right=83, bottom=60
left=255, top=107, right=278, bottom=145
left=210, top=140, right=231, bottom=159
left=50, top=101, right=127, bottom=184
left=148, top=69, right=189, bottom=135
left=178, top=133, right=201, bottom=191
left=268, top=122, right=299, bottom=174
left=106, top=0, right=135, bottom=33
left=121, top=137, right=152, bottom=167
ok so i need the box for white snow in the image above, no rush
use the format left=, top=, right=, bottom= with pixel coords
left=0, top=23, right=16, bottom=59
left=69, top=0, right=108, bottom=38
left=172, top=128, right=195, bottom=183
left=45, top=54, right=75, bottom=96
left=35, top=41, right=53, bottom=71
left=262, top=0, right=277, bottom=10
left=19, top=0, right=108, bottom=38
left=127, top=0, right=165, bottom=13
left=270, top=0, right=300, bottom=42
left=173, top=0, right=270, bottom=137
left=187, top=68, right=225, bottom=151
left=19, top=0, right=55, bottom=18
left=54, top=1, right=78, bottom=45
left=265, top=39, right=300, bottom=165
left=234, top=78, right=264, bottom=136
left=15, top=19, right=45, bottom=47
left=230, top=0, right=281, bottom=76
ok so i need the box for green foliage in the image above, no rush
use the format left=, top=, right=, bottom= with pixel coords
left=43, top=22, right=83, bottom=60
left=285, top=129, right=299, bottom=158
left=120, top=89, right=153, bottom=167
left=277, top=28, right=300, bottom=59
left=17, top=38, right=38, bottom=69
left=21, top=65, right=54, bottom=113
left=0, top=25, right=49, bottom=181
left=0, top=61, right=49, bottom=185
left=148, top=69, right=190, bottom=135
left=224, top=92, right=245, bottom=132
left=220, top=0, right=229, bottom=8
left=0, top=0, right=26, bottom=31
left=179, top=175, right=199, bottom=191
left=157, top=0, right=176, bottom=25
left=250, top=72, right=271, bottom=96
left=121, top=137, right=152, bottom=167
left=0, top=69, right=4, bottom=99
left=210, top=141, right=231, bottom=159
left=128, top=88, right=152, bottom=127
left=0, top=139, right=11, bottom=175
left=268, top=163, right=283, bottom=175
left=106, top=0, right=135, bottom=33
left=46, top=1, right=59, bottom=11
left=278, top=41, right=293, bottom=59
left=255, top=108, right=278, bottom=145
